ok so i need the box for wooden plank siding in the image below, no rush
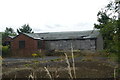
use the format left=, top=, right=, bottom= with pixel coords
left=45, top=39, right=96, bottom=51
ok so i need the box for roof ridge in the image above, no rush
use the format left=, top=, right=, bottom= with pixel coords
left=28, top=30, right=99, bottom=34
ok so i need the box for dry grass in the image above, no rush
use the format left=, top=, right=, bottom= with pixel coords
left=2, top=48, right=119, bottom=79
left=64, top=53, right=73, bottom=79
left=71, top=43, right=76, bottom=79
left=28, top=72, right=35, bottom=80
left=44, top=67, right=52, bottom=80
left=2, top=60, right=117, bottom=79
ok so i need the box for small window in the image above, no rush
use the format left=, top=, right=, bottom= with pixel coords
left=19, top=41, right=25, bottom=49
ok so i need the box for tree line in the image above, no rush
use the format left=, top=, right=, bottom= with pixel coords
left=94, top=1, right=120, bottom=62
left=2, top=24, right=34, bottom=39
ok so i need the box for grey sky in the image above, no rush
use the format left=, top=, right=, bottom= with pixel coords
left=0, top=0, right=110, bottom=33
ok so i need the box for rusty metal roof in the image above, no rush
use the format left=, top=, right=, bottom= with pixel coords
left=23, top=30, right=100, bottom=40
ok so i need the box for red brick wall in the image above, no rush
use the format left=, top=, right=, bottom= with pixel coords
left=2, top=37, right=12, bottom=44
left=3, top=37, right=12, bottom=41
left=11, top=34, right=38, bottom=57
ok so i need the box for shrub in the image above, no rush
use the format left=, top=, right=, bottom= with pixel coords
left=2, top=45, right=10, bottom=57
left=108, top=53, right=118, bottom=62
left=98, top=50, right=110, bottom=57
left=45, top=50, right=65, bottom=56
left=32, top=53, right=38, bottom=57
left=32, top=50, right=46, bottom=58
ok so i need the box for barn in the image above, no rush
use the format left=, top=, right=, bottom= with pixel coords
left=11, top=30, right=103, bottom=57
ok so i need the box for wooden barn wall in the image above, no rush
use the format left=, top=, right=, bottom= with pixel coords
left=96, top=34, right=103, bottom=51
left=45, top=39, right=96, bottom=51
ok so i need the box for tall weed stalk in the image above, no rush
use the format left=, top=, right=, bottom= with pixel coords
left=64, top=53, right=73, bottom=79
left=44, top=67, right=52, bottom=80
left=71, top=43, right=76, bottom=78
left=28, top=72, right=36, bottom=80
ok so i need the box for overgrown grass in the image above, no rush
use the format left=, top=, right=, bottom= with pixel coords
left=108, top=53, right=118, bottom=62
left=2, top=48, right=119, bottom=79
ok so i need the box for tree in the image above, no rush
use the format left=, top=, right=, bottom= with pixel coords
left=94, top=1, right=120, bottom=61
left=17, top=24, right=34, bottom=34
left=2, top=27, right=16, bottom=39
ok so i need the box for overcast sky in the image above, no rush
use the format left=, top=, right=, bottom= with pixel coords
left=0, top=0, right=111, bottom=33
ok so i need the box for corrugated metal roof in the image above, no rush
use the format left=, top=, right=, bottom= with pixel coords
left=23, top=30, right=100, bottom=40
